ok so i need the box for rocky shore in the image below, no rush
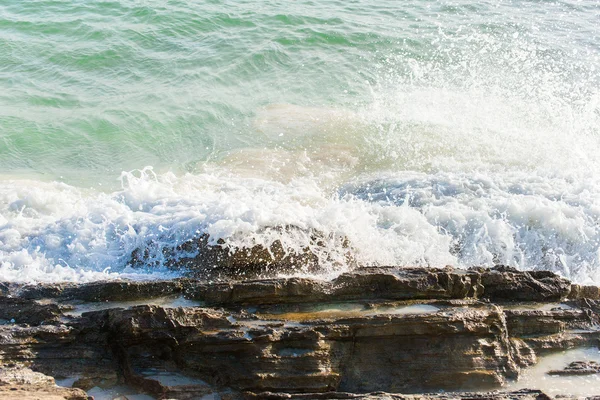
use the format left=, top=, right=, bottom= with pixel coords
left=1, top=265, right=599, bottom=399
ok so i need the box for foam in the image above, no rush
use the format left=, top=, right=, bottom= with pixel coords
left=0, top=155, right=599, bottom=283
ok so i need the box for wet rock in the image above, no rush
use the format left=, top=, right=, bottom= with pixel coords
left=0, top=302, right=537, bottom=396
left=0, top=322, right=118, bottom=388
left=524, top=331, right=600, bottom=353
left=16, top=279, right=184, bottom=302
left=187, top=266, right=568, bottom=306
left=478, top=266, right=571, bottom=302
left=131, top=227, right=355, bottom=278
left=548, top=360, right=600, bottom=376
left=0, top=267, right=598, bottom=399
left=2, top=266, right=571, bottom=306
left=0, top=366, right=56, bottom=387
left=0, top=298, right=61, bottom=325
left=192, top=276, right=330, bottom=306
left=330, top=267, right=483, bottom=301
left=0, top=282, right=9, bottom=297
left=248, top=389, right=555, bottom=400
left=185, top=267, right=484, bottom=306
left=504, top=304, right=600, bottom=353
left=73, top=304, right=527, bottom=394
left=505, top=308, right=594, bottom=337
left=568, top=284, right=600, bottom=300
left=129, top=372, right=221, bottom=400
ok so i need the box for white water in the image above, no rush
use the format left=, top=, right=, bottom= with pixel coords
left=1, top=0, right=599, bottom=284
left=1, top=82, right=600, bottom=284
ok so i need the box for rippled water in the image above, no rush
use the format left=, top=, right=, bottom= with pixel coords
left=0, top=0, right=599, bottom=282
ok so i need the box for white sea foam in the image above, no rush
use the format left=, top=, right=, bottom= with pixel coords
left=0, top=82, right=599, bottom=283
left=0, top=150, right=599, bottom=284
left=1, top=0, right=598, bottom=284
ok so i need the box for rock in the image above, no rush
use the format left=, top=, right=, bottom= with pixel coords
left=16, top=279, right=185, bottom=302
left=548, top=360, right=600, bottom=376
left=504, top=308, right=594, bottom=337
left=330, top=267, right=483, bottom=301
left=0, top=366, right=56, bottom=386
left=503, top=305, right=600, bottom=353
left=131, top=227, right=355, bottom=278
left=0, top=266, right=598, bottom=399
left=247, top=389, right=555, bottom=399
left=75, top=304, right=524, bottom=394
left=0, top=282, right=9, bottom=297
left=0, top=323, right=118, bottom=388
left=0, top=384, right=89, bottom=400
left=509, top=338, right=537, bottom=368
left=186, top=267, right=484, bottom=306
left=523, top=331, right=600, bottom=353
left=0, top=366, right=88, bottom=400
left=192, top=276, right=330, bottom=306
left=3, top=266, right=570, bottom=306
left=568, top=284, right=600, bottom=300
left=187, top=266, right=570, bottom=306
left=478, top=266, right=571, bottom=302
left=0, top=298, right=61, bottom=325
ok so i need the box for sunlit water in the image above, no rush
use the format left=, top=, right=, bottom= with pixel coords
left=0, top=1, right=599, bottom=283
left=505, top=347, right=600, bottom=397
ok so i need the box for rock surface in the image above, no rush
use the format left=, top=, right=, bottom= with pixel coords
left=0, top=366, right=88, bottom=400
left=0, top=266, right=598, bottom=399
left=548, top=360, right=600, bottom=376
left=130, top=227, right=355, bottom=278
left=248, top=389, right=556, bottom=399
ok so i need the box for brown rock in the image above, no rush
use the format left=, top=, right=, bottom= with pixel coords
left=548, top=360, right=600, bottom=376
left=568, top=284, right=600, bottom=300
left=0, top=366, right=88, bottom=400
left=0, top=298, right=61, bottom=325
left=247, top=389, right=555, bottom=399
left=131, top=227, right=355, bottom=278
left=479, top=266, right=571, bottom=302
left=16, top=279, right=184, bottom=302
left=504, top=308, right=594, bottom=337
left=80, top=304, right=527, bottom=394
left=0, top=266, right=598, bottom=399
left=186, top=267, right=484, bottom=306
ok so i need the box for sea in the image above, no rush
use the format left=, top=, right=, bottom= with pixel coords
left=0, top=0, right=599, bottom=283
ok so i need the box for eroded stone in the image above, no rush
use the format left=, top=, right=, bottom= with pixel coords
left=0, top=266, right=597, bottom=399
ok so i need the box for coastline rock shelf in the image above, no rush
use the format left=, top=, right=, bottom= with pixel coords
left=1, top=266, right=599, bottom=399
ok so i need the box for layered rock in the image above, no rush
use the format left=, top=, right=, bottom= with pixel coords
left=0, top=266, right=598, bottom=399
left=8, top=265, right=571, bottom=305
left=476, top=266, right=571, bottom=302
left=0, top=366, right=88, bottom=400
left=248, top=389, right=556, bottom=400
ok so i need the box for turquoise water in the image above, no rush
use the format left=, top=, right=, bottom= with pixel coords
left=0, top=1, right=599, bottom=282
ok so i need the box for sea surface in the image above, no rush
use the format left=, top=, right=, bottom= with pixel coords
left=0, top=0, right=599, bottom=283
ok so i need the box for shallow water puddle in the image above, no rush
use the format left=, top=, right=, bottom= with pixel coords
left=55, top=378, right=155, bottom=400
left=59, top=296, right=203, bottom=317
left=255, top=302, right=440, bottom=322
left=86, top=385, right=156, bottom=400
left=139, top=368, right=209, bottom=387
left=505, top=347, right=600, bottom=397
left=502, top=303, right=573, bottom=311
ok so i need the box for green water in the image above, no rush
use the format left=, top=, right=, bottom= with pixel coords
left=0, top=1, right=599, bottom=283
left=1, top=0, right=597, bottom=184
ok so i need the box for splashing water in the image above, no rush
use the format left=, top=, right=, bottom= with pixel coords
left=0, top=0, right=599, bottom=283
